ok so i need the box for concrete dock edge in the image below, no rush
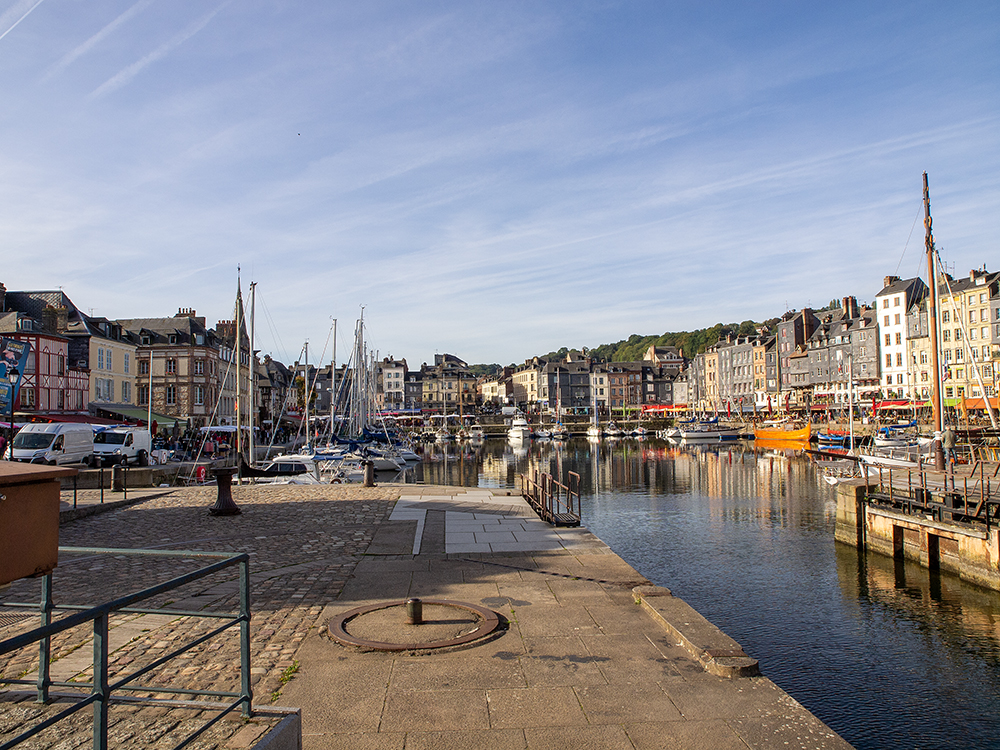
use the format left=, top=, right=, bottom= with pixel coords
left=248, top=707, right=302, bottom=750
left=633, top=584, right=761, bottom=678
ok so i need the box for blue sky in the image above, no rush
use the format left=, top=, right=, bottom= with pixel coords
left=1, top=1, right=998, bottom=367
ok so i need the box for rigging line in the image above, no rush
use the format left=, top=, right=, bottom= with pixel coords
left=256, top=293, right=289, bottom=364
left=934, top=249, right=998, bottom=430
left=894, top=200, right=924, bottom=276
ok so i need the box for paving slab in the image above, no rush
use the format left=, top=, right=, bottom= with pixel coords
left=2, top=483, right=852, bottom=749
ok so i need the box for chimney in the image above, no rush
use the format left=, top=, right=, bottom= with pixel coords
left=42, top=305, right=68, bottom=334
left=0, top=282, right=5, bottom=312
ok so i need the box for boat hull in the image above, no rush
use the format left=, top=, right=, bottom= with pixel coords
left=754, top=425, right=811, bottom=442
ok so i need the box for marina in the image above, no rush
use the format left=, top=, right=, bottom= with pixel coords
left=402, top=437, right=1000, bottom=750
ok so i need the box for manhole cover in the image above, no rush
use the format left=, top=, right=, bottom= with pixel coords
left=328, top=599, right=501, bottom=651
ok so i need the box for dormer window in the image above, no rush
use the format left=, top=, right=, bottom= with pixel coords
left=141, top=334, right=152, bottom=345
left=168, top=334, right=178, bottom=345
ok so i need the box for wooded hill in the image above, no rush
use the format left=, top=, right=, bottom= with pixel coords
left=543, top=318, right=782, bottom=364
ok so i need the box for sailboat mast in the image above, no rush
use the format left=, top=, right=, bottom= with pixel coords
left=304, top=342, right=310, bottom=450
left=248, top=282, right=256, bottom=465
left=330, top=319, right=337, bottom=442
left=924, top=172, right=945, bottom=469
left=235, top=275, right=243, bottom=475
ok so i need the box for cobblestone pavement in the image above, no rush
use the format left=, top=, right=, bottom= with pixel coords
left=0, top=483, right=405, bottom=749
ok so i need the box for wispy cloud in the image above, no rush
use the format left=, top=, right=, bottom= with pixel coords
left=89, top=1, right=228, bottom=99
left=0, top=0, right=46, bottom=43
left=42, top=0, right=156, bottom=81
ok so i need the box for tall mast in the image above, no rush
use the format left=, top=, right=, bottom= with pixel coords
left=235, top=273, right=243, bottom=474
left=304, top=342, right=310, bottom=450
left=248, top=281, right=256, bottom=466
left=924, top=172, right=945, bottom=469
left=330, top=319, right=337, bottom=442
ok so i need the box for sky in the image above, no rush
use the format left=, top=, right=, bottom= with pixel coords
left=1, top=0, right=998, bottom=368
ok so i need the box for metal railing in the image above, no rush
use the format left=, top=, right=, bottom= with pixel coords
left=865, top=463, right=1000, bottom=528
left=520, top=470, right=581, bottom=526
left=69, top=465, right=131, bottom=509
left=0, top=547, right=252, bottom=750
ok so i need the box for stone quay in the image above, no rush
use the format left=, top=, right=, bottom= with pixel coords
left=0, top=482, right=851, bottom=749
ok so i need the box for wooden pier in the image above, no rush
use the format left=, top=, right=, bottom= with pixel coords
left=836, top=461, right=1000, bottom=590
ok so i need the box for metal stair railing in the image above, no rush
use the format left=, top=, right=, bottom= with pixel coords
left=0, top=547, right=252, bottom=750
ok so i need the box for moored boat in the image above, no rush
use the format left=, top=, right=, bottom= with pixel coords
left=754, top=421, right=811, bottom=442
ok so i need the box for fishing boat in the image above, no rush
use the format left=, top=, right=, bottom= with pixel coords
left=551, top=423, right=569, bottom=440
left=754, top=420, right=811, bottom=442
left=605, top=421, right=624, bottom=438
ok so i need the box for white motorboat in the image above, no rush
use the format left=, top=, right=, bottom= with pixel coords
left=508, top=416, right=532, bottom=441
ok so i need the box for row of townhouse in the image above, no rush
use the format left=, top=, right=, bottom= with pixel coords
left=685, top=266, right=1000, bottom=416
left=0, top=283, right=272, bottom=433
left=478, top=345, right=688, bottom=415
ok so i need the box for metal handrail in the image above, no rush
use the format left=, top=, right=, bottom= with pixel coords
left=865, top=466, right=1000, bottom=529
left=520, top=470, right=581, bottom=526
left=0, top=547, right=252, bottom=750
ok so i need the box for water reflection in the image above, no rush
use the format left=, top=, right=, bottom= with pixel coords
left=406, top=437, right=1000, bottom=749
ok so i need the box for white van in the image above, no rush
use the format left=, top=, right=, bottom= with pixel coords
left=11, top=423, right=95, bottom=465
left=93, top=427, right=153, bottom=466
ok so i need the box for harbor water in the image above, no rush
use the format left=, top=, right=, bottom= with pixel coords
left=402, top=437, right=1000, bottom=750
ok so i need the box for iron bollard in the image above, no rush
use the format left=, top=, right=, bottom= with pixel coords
left=363, top=460, right=375, bottom=487
left=405, top=598, right=423, bottom=625
left=111, top=465, right=124, bottom=493
left=209, top=467, right=242, bottom=516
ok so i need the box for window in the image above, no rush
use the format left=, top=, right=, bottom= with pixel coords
left=122, top=381, right=131, bottom=403
left=955, top=348, right=963, bottom=361
left=166, top=359, right=176, bottom=374
left=943, top=310, right=950, bottom=323
left=886, top=375, right=892, bottom=385
left=124, top=353, right=130, bottom=374
left=895, top=332, right=902, bottom=345
left=138, top=385, right=149, bottom=405
left=921, top=372, right=928, bottom=382
left=885, top=354, right=892, bottom=368
left=194, top=360, right=204, bottom=375
left=882, top=299, right=889, bottom=308
left=139, top=360, right=149, bottom=375
left=894, top=314, right=901, bottom=325
left=894, top=297, right=900, bottom=306
left=955, top=328, right=962, bottom=341
left=982, top=309, right=989, bottom=322
left=970, top=310, right=977, bottom=323
left=943, top=329, right=951, bottom=342
left=920, top=352, right=928, bottom=364
left=57, top=355, right=65, bottom=376
left=166, top=385, right=176, bottom=405
left=195, top=385, right=205, bottom=405
left=883, top=315, right=890, bottom=326
left=896, top=353, right=903, bottom=367
left=57, top=390, right=64, bottom=409
left=896, top=374, right=903, bottom=384
left=885, top=334, right=891, bottom=346
left=98, top=348, right=104, bottom=370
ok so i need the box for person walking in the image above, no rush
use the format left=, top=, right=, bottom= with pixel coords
left=941, top=425, right=957, bottom=466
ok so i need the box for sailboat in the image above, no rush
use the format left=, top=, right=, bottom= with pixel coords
left=587, top=371, right=602, bottom=439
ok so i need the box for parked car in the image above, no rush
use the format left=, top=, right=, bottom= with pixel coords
left=11, top=423, right=95, bottom=465
left=93, top=427, right=152, bottom=466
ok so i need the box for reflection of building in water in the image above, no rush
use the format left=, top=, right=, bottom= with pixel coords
left=836, top=542, right=1000, bottom=654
